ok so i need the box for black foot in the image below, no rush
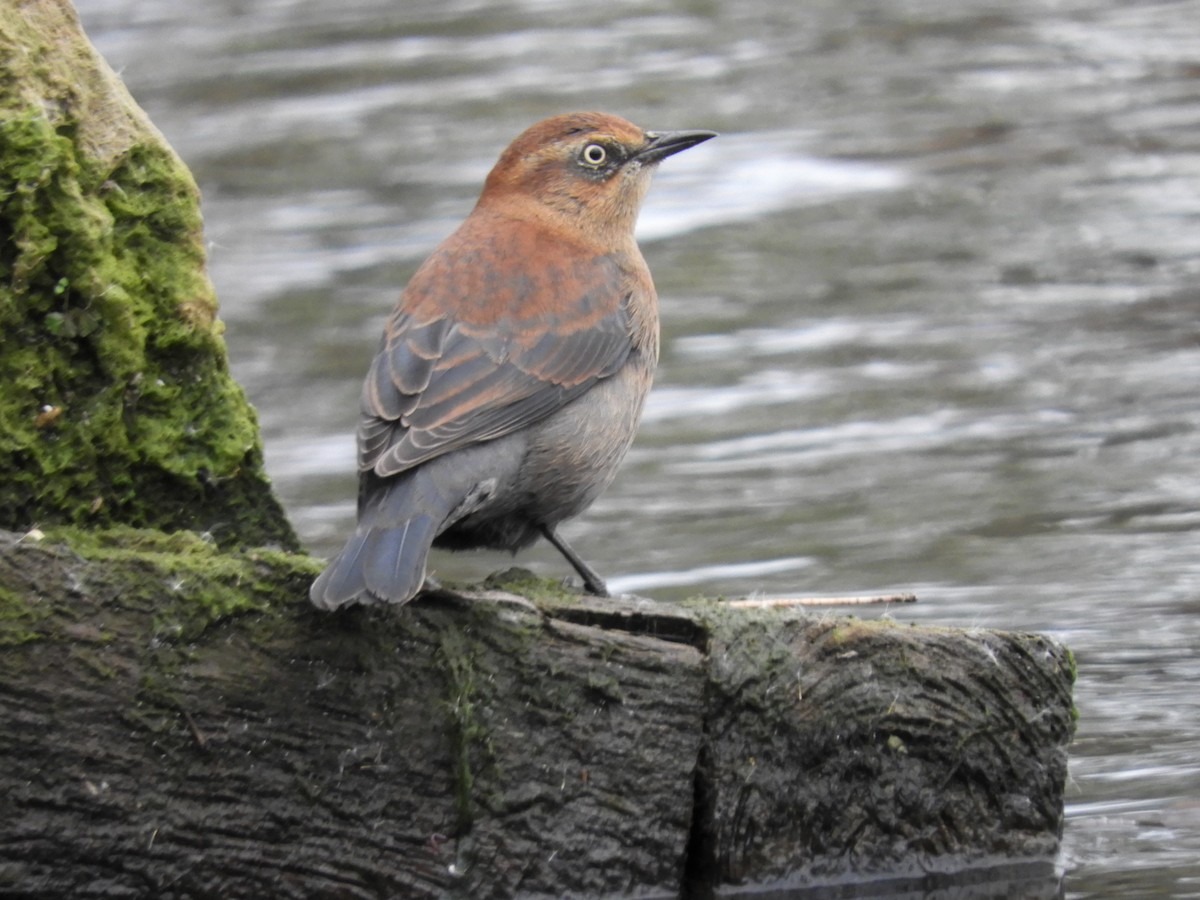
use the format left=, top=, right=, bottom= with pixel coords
left=539, top=524, right=609, bottom=597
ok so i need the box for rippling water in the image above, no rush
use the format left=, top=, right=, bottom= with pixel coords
left=75, top=0, right=1200, bottom=895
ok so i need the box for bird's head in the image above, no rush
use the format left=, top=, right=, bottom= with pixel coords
left=479, top=112, right=716, bottom=246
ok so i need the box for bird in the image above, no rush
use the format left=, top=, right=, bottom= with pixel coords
left=310, top=112, right=716, bottom=610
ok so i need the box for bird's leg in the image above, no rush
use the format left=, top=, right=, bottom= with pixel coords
left=539, top=524, right=609, bottom=597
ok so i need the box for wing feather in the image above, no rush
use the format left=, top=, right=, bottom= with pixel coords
left=357, top=229, right=639, bottom=477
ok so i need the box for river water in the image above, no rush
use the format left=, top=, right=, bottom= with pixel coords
left=73, top=0, right=1200, bottom=896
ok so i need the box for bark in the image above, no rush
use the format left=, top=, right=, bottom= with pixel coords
left=0, top=530, right=1076, bottom=899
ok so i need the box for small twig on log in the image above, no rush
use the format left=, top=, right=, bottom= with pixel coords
left=181, top=709, right=209, bottom=750
left=727, top=593, right=917, bottom=609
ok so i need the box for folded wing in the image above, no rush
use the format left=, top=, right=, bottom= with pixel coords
left=358, top=235, right=635, bottom=479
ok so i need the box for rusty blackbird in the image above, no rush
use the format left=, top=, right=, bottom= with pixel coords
left=310, top=112, right=715, bottom=609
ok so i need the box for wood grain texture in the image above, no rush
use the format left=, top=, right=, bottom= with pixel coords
left=0, top=534, right=1076, bottom=898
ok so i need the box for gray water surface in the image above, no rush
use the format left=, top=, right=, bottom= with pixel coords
left=74, top=0, right=1200, bottom=895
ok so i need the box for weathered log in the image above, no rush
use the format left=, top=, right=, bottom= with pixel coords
left=0, top=529, right=1076, bottom=898
left=689, top=610, right=1074, bottom=896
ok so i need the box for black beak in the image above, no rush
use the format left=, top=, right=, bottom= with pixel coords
left=635, top=129, right=717, bottom=165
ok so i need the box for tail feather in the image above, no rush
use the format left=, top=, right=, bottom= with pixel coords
left=361, top=515, right=437, bottom=602
left=311, top=469, right=451, bottom=610
left=310, top=515, right=439, bottom=609
left=309, top=531, right=371, bottom=609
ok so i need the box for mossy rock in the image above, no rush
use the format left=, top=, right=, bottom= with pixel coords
left=0, top=1, right=297, bottom=549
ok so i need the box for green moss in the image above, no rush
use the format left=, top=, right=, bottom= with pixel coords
left=0, top=524, right=318, bottom=674
left=40, top=526, right=319, bottom=641
left=0, top=11, right=296, bottom=549
left=1064, top=646, right=1078, bottom=682
left=1063, top=646, right=1080, bottom=723
left=74, top=648, right=120, bottom=680
left=0, top=583, right=47, bottom=647
left=585, top=672, right=625, bottom=704
left=480, top=567, right=582, bottom=606
left=438, top=626, right=496, bottom=834
left=886, top=734, right=908, bottom=754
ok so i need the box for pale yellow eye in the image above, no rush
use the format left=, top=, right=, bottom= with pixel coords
left=581, top=143, right=607, bottom=166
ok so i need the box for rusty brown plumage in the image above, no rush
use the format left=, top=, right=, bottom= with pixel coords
left=311, top=112, right=715, bottom=609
